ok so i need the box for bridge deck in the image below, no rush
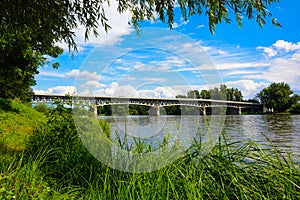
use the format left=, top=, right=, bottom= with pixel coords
left=32, top=94, right=262, bottom=108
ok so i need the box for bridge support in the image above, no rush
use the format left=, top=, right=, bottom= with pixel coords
left=263, top=105, right=268, bottom=113
left=94, top=104, right=98, bottom=116
left=149, top=106, right=160, bottom=116
left=202, top=106, right=206, bottom=116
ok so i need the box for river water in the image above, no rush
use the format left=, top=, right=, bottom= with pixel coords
left=98, top=115, right=300, bottom=159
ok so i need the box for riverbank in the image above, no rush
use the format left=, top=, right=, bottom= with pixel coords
left=1, top=99, right=299, bottom=199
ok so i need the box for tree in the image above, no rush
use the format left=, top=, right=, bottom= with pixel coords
left=200, top=90, right=210, bottom=99
left=187, top=90, right=200, bottom=99
left=1, top=0, right=281, bottom=101
left=289, top=94, right=300, bottom=114
left=233, top=88, right=243, bottom=101
left=245, top=98, right=260, bottom=104
left=256, top=82, right=293, bottom=112
left=176, top=94, right=187, bottom=98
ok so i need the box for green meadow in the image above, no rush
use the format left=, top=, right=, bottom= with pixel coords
left=0, top=99, right=299, bottom=199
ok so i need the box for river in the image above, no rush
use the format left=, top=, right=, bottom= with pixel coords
left=98, top=115, right=300, bottom=159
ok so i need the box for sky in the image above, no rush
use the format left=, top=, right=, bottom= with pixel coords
left=33, top=1, right=300, bottom=100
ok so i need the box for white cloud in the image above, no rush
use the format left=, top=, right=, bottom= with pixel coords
left=65, top=70, right=101, bottom=81
left=80, top=82, right=189, bottom=98
left=215, top=62, right=270, bottom=70
left=196, top=25, right=205, bottom=29
left=34, top=86, right=76, bottom=95
left=104, top=82, right=136, bottom=97
left=173, top=20, right=189, bottom=28
left=257, top=40, right=300, bottom=58
left=38, top=71, right=65, bottom=78
left=36, top=69, right=103, bottom=82
left=225, top=80, right=269, bottom=99
left=246, top=56, right=300, bottom=91
left=257, top=47, right=277, bottom=57
left=142, top=77, right=167, bottom=82
left=122, top=75, right=137, bottom=81
left=134, top=64, right=171, bottom=72
left=84, top=80, right=106, bottom=88
left=57, top=1, right=132, bottom=51
left=224, top=70, right=262, bottom=77
left=176, top=61, right=269, bottom=72
left=273, top=40, right=300, bottom=52
left=250, top=40, right=300, bottom=92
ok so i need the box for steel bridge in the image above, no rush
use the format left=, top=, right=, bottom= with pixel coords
left=32, top=94, right=264, bottom=116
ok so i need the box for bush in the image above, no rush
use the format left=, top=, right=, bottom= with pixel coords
left=25, top=105, right=113, bottom=188
left=289, top=102, right=300, bottom=114
left=33, top=103, right=50, bottom=113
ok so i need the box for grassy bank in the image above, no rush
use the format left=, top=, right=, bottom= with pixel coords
left=0, top=99, right=46, bottom=153
left=0, top=99, right=299, bottom=199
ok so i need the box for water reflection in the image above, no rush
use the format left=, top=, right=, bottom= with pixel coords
left=99, top=115, right=300, bottom=158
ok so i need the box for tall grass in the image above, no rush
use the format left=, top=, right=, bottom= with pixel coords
left=0, top=98, right=46, bottom=152
left=0, top=99, right=299, bottom=199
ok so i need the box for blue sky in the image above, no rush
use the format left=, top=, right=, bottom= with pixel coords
left=34, top=1, right=300, bottom=99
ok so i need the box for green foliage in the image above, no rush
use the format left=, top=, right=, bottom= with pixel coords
left=129, top=105, right=149, bottom=115
left=1, top=0, right=281, bottom=101
left=185, top=85, right=243, bottom=101
left=165, top=105, right=182, bottom=115
left=0, top=100, right=299, bottom=199
left=128, top=0, right=281, bottom=33
left=0, top=152, right=80, bottom=199
left=33, top=103, right=50, bottom=114
left=200, top=89, right=210, bottom=99
left=187, top=90, right=200, bottom=99
left=98, top=105, right=150, bottom=116
left=176, top=94, right=188, bottom=98
left=0, top=98, right=46, bottom=152
left=98, top=105, right=112, bottom=116
left=289, top=102, right=300, bottom=114
left=25, top=105, right=111, bottom=188
left=257, top=82, right=294, bottom=112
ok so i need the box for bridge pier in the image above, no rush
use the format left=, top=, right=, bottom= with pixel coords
left=94, top=104, right=98, bottom=116
left=149, top=106, right=160, bottom=116
left=202, top=106, right=206, bottom=116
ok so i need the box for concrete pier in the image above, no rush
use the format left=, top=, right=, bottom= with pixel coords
left=149, top=106, right=160, bottom=116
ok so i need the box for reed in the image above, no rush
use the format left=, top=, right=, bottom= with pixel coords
left=1, top=99, right=299, bottom=199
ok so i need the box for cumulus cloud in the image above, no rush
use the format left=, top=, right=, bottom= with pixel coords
left=251, top=40, right=300, bottom=92
left=83, top=80, right=106, bottom=88
left=34, top=86, right=76, bottom=95
left=257, top=40, right=300, bottom=58
left=78, top=82, right=181, bottom=98
left=246, top=56, right=300, bottom=92
left=65, top=70, right=101, bottom=81
left=273, top=40, right=300, bottom=52
left=257, top=46, right=277, bottom=57
left=225, top=80, right=269, bottom=99
left=57, top=1, right=132, bottom=51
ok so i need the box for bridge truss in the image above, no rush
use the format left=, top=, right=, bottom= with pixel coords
left=32, top=95, right=263, bottom=116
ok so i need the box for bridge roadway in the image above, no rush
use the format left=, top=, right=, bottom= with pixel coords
left=32, top=94, right=263, bottom=116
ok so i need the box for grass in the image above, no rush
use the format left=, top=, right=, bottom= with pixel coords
left=0, top=98, right=46, bottom=153
left=0, top=99, right=299, bottom=199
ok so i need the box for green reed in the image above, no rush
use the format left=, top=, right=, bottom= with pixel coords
left=0, top=99, right=299, bottom=199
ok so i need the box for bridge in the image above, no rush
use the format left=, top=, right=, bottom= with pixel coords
left=32, top=94, right=264, bottom=116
